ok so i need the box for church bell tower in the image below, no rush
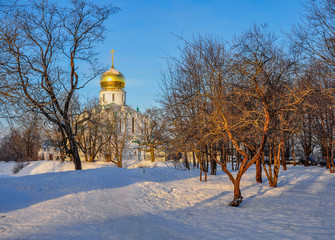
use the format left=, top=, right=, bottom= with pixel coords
left=99, top=49, right=126, bottom=106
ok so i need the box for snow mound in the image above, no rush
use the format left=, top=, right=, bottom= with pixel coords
left=0, top=162, right=17, bottom=178
left=0, top=160, right=116, bottom=177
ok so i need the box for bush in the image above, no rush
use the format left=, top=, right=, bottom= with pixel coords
left=12, top=162, right=29, bottom=174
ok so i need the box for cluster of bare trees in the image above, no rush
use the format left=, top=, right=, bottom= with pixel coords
left=74, top=101, right=147, bottom=168
left=95, top=107, right=134, bottom=168
left=0, top=0, right=119, bottom=169
left=136, top=107, right=168, bottom=162
left=159, top=0, right=335, bottom=206
left=291, top=0, right=335, bottom=171
left=0, top=114, right=42, bottom=162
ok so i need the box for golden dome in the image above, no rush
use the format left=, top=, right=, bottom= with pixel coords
left=100, top=66, right=126, bottom=90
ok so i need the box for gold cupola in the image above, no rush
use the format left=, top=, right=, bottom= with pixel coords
left=100, top=67, right=126, bottom=90
left=100, top=49, right=126, bottom=90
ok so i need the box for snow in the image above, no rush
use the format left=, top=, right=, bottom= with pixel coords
left=0, top=160, right=334, bottom=239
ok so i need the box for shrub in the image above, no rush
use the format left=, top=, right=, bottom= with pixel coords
left=12, top=162, right=28, bottom=174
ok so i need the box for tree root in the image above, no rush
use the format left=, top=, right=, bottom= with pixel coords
left=228, top=197, right=243, bottom=207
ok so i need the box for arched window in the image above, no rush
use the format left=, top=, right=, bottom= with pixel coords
left=132, top=117, right=135, bottom=133
left=112, top=94, right=115, bottom=101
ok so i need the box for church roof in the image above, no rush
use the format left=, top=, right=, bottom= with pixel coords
left=100, top=66, right=126, bottom=90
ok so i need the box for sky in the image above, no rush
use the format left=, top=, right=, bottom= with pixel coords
left=80, top=0, right=303, bottom=111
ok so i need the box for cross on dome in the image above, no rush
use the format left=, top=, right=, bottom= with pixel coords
left=110, top=49, right=115, bottom=68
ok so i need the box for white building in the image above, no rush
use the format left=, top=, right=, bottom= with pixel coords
left=40, top=51, right=148, bottom=162
left=94, top=52, right=147, bottom=162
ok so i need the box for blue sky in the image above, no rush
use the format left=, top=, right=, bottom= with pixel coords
left=81, top=0, right=303, bottom=111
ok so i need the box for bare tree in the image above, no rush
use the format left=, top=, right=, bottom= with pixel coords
left=0, top=113, right=42, bottom=162
left=161, top=26, right=310, bottom=207
left=263, top=136, right=282, bottom=187
left=0, top=0, right=119, bottom=170
left=300, top=61, right=335, bottom=171
left=315, top=90, right=335, bottom=172
left=0, top=129, right=24, bottom=162
left=291, top=0, right=335, bottom=171
left=137, top=107, right=168, bottom=162
left=75, top=99, right=112, bottom=162
left=293, top=0, right=335, bottom=67
left=102, top=107, right=133, bottom=168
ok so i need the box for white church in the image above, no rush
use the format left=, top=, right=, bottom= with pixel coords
left=99, top=55, right=126, bottom=106
left=40, top=50, right=148, bottom=164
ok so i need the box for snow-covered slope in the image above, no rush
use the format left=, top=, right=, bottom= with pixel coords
left=0, top=161, right=334, bottom=239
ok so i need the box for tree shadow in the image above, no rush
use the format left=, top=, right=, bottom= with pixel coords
left=0, top=166, right=197, bottom=212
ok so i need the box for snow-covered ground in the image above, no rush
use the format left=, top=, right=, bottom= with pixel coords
left=0, top=160, right=334, bottom=240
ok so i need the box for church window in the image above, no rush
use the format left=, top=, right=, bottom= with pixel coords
left=103, top=94, right=105, bottom=102
left=112, top=94, right=115, bottom=101
left=122, top=94, right=124, bottom=103
left=132, top=117, right=135, bottom=133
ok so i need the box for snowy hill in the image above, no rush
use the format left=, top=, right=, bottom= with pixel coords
left=0, top=161, right=334, bottom=239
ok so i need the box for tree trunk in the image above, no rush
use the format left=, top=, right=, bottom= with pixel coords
left=281, top=137, right=287, bottom=170
left=292, top=137, right=296, bottom=166
left=65, top=124, right=82, bottom=170
left=256, top=155, right=262, bottom=183
left=210, top=152, right=217, bottom=175
left=117, top=159, right=122, bottom=168
left=304, top=153, right=309, bottom=167
left=263, top=142, right=281, bottom=187
left=229, top=182, right=243, bottom=207
left=220, top=144, right=224, bottom=163
left=236, top=151, right=241, bottom=170
left=199, top=152, right=207, bottom=182
left=192, top=151, right=196, bottom=169
left=184, top=152, right=190, bottom=170
left=327, top=155, right=334, bottom=173
left=325, top=141, right=334, bottom=173
left=206, top=152, right=209, bottom=172
left=331, top=145, right=335, bottom=173
left=150, top=146, right=155, bottom=162
left=116, top=152, right=122, bottom=168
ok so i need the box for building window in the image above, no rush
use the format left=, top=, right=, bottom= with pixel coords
left=132, top=117, right=135, bottom=133
left=112, top=94, right=115, bottom=101
left=103, top=94, right=105, bottom=102
left=122, top=94, right=124, bottom=103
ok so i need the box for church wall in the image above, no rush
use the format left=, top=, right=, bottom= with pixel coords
left=78, top=105, right=145, bottom=163
left=99, top=90, right=126, bottom=106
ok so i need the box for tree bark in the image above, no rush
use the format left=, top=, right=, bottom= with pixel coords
left=229, top=181, right=243, bottom=207
left=210, top=152, right=217, bottom=175
left=292, top=137, right=296, bottom=166
left=199, top=152, right=207, bottom=182
left=280, top=133, right=287, bottom=170
left=256, top=155, right=262, bottom=183
left=184, top=151, right=190, bottom=170
left=192, top=151, right=196, bottom=168
left=150, top=145, right=155, bottom=162
left=65, top=123, right=82, bottom=170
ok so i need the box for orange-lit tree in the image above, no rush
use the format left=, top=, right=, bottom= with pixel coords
left=161, top=25, right=310, bottom=206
